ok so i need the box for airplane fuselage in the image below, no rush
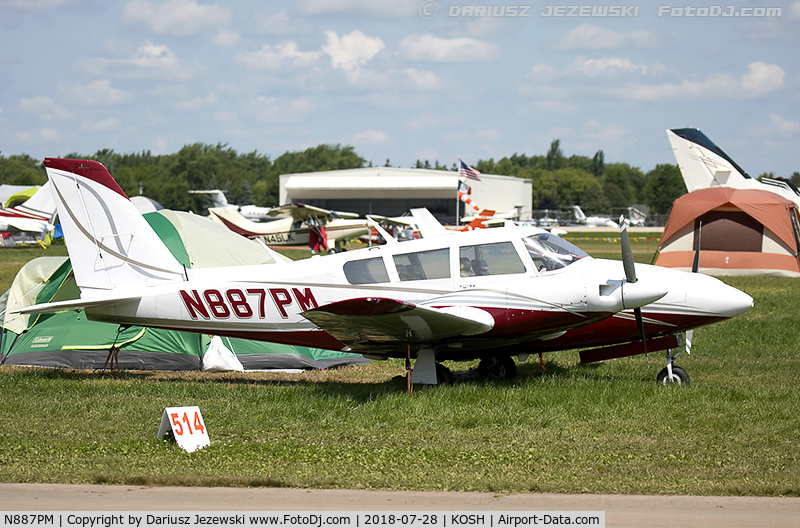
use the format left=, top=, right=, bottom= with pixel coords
left=81, top=226, right=750, bottom=360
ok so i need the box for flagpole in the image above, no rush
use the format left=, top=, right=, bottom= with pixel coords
left=456, top=156, right=461, bottom=228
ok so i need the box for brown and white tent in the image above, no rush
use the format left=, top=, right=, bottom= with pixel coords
left=655, top=187, right=800, bottom=277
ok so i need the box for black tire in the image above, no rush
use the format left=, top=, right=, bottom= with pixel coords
left=477, top=355, right=517, bottom=380
left=435, top=363, right=453, bottom=385
left=656, top=366, right=690, bottom=385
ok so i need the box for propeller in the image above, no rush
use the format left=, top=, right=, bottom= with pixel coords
left=620, top=216, right=648, bottom=355
left=684, top=220, right=703, bottom=355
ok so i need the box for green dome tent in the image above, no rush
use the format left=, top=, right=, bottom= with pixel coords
left=0, top=211, right=367, bottom=371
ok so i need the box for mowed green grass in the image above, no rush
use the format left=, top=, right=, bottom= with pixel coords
left=0, top=236, right=798, bottom=496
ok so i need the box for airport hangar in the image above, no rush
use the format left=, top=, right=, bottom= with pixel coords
left=279, top=167, right=533, bottom=224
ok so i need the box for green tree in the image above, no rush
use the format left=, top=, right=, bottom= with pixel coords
left=0, top=154, right=46, bottom=186
left=545, top=139, right=564, bottom=171
left=643, top=164, right=685, bottom=214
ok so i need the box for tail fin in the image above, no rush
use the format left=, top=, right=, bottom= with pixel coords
left=667, top=128, right=752, bottom=192
left=44, top=158, right=185, bottom=297
left=189, top=189, right=229, bottom=208
left=572, top=205, right=586, bottom=222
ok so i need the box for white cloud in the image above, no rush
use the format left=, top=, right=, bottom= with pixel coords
left=622, top=62, right=784, bottom=101
left=751, top=114, right=800, bottom=137
left=81, top=118, right=121, bottom=132
left=79, top=42, right=195, bottom=80
left=18, top=96, right=70, bottom=120
left=121, top=0, right=231, bottom=36
left=347, top=129, right=391, bottom=146
left=0, top=0, right=65, bottom=9
left=251, top=96, right=315, bottom=122
left=403, top=68, right=441, bottom=90
left=258, top=10, right=307, bottom=36
left=301, top=0, right=419, bottom=18
left=175, top=92, right=218, bottom=111
left=323, top=30, right=384, bottom=71
left=400, top=34, right=499, bottom=62
left=582, top=121, right=627, bottom=142
left=213, top=30, right=240, bottom=47
left=405, top=113, right=457, bottom=132
left=740, top=61, right=785, bottom=96
left=63, top=80, right=131, bottom=106
left=790, top=2, right=800, bottom=20
left=237, top=42, right=322, bottom=71
left=553, top=24, right=656, bottom=51
left=568, top=57, right=664, bottom=78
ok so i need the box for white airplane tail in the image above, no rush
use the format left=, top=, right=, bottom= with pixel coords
left=189, top=189, right=229, bottom=208
left=44, top=158, right=186, bottom=297
left=667, top=128, right=754, bottom=192
left=571, top=205, right=587, bottom=222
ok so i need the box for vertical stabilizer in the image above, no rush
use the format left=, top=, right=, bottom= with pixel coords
left=667, top=128, right=751, bottom=192
left=44, top=158, right=185, bottom=297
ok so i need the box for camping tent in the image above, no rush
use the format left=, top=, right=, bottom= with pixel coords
left=0, top=210, right=367, bottom=370
left=655, top=187, right=800, bottom=277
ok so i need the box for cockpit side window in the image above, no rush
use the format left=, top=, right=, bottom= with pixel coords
left=524, top=234, right=588, bottom=272
left=459, top=242, right=526, bottom=276
left=343, top=257, right=390, bottom=285
left=393, top=248, right=450, bottom=281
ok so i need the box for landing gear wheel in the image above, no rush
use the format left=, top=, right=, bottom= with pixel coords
left=435, top=363, right=453, bottom=385
left=657, top=366, right=690, bottom=386
left=477, top=356, right=517, bottom=380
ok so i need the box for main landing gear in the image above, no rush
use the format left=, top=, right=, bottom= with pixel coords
left=477, top=355, right=517, bottom=381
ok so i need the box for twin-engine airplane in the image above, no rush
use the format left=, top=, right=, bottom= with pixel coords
left=22, top=158, right=753, bottom=385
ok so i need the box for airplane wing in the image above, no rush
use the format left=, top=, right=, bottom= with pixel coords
left=208, top=207, right=292, bottom=237
left=268, top=203, right=332, bottom=222
left=301, top=297, right=494, bottom=347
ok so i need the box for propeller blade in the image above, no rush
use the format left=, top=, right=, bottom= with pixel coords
left=634, top=307, right=647, bottom=355
left=619, top=217, right=637, bottom=283
left=692, top=220, right=703, bottom=273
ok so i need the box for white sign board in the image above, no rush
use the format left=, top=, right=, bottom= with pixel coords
left=157, top=406, right=210, bottom=453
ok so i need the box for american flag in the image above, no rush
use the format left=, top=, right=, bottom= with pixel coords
left=459, top=159, right=481, bottom=181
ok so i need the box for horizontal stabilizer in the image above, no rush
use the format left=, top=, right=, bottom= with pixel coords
left=302, top=297, right=494, bottom=347
left=17, top=294, right=142, bottom=315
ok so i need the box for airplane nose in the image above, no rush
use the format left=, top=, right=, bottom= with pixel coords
left=686, top=276, right=753, bottom=318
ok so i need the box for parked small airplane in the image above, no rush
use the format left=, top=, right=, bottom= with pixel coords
left=189, top=189, right=275, bottom=222
left=0, top=181, right=56, bottom=237
left=208, top=204, right=369, bottom=252
left=570, top=205, right=619, bottom=229
left=23, top=158, right=753, bottom=386
left=667, top=128, right=800, bottom=204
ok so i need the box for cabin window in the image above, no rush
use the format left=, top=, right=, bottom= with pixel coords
left=523, top=234, right=588, bottom=272
left=393, top=248, right=450, bottom=281
left=459, top=242, right=526, bottom=276
left=343, top=257, right=390, bottom=285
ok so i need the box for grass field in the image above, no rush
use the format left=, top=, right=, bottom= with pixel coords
left=0, top=235, right=798, bottom=496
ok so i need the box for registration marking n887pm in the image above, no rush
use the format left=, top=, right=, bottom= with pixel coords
left=179, top=287, right=318, bottom=319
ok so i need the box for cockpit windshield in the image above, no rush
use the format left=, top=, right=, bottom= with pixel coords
left=524, top=233, right=589, bottom=272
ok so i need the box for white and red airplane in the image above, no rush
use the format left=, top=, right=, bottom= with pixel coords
left=21, top=158, right=753, bottom=385
left=207, top=203, right=369, bottom=252
left=0, top=181, right=55, bottom=234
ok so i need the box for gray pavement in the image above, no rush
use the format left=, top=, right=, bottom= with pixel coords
left=2, top=484, right=799, bottom=527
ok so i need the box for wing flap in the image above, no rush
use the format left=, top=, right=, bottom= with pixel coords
left=301, top=297, right=494, bottom=347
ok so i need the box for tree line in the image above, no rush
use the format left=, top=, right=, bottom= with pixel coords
left=4, top=138, right=788, bottom=217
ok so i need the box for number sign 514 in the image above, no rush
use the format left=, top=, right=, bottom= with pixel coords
left=157, top=406, right=210, bottom=453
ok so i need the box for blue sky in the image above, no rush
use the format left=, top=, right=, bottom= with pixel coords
left=1, top=0, right=798, bottom=177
